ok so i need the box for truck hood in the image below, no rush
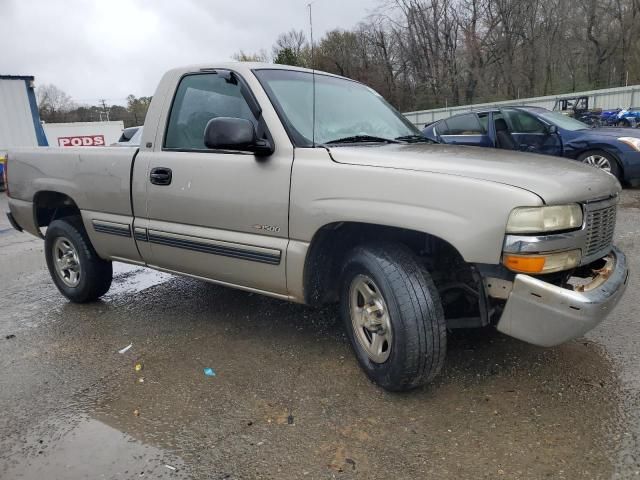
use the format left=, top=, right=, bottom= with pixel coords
left=328, top=143, right=621, bottom=204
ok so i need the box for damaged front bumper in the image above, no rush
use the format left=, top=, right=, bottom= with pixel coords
left=496, top=246, right=628, bottom=347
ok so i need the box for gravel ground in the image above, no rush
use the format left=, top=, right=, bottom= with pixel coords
left=0, top=189, right=638, bottom=480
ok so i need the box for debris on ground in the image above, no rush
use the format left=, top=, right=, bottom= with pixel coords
left=328, top=445, right=352, bottom=473
left=137, top=377, right=145, bottom=384
left=287, top=414, right=295, bottom=425
left=133, top=409, right=140, bottom=417
left=5, top=334, right=16, bottom=340
left=118, top=343, right=133, bottom=354
left=165, top=464, right=176, bottom=471
left=203, top=367, right=216, bottom=377
left=135, top=362, right=143, bottom=372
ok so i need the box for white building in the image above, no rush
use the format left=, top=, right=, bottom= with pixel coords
left=43, top=121, right=125, bottom=147
left=0, top=75, right=48, bottom=149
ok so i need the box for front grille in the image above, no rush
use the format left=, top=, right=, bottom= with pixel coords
left=584, top=203, right=617, bottom=257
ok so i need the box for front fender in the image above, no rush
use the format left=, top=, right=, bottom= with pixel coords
left=289, top=149, right=543, bottom=265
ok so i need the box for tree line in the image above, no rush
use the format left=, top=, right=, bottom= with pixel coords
left=35, top=0, right=640, bottom=124
left=237, top=0, right=640, bottom=112
left=36, top=84, right=151, bottom=128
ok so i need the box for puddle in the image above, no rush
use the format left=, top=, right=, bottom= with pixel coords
left=1, top=417, right=188, bottom=479
left=105, top=263, right=173, bottom=297
left=0, top=263, right=173, bottom=335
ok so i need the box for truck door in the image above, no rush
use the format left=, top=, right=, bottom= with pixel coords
left=501, top=108, right=562, bottom=156
left=132, top=71, right=292, bottom=296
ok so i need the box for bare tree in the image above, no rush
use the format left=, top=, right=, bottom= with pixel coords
left=241, top=0, right=640, bottom=111
left=272, top=29, right=308, bottom=62
left=36, top=84, right=75, bottom=122
left=232, top=50, right=269, bottom=62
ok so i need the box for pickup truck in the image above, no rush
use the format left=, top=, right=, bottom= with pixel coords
left=5, top=63, right=629, bottom=391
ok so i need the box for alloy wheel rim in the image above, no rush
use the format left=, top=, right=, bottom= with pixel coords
left=349, top=274, right=392, bottom=363
left=53, top=237, right=81, bottom=287
left=582, top=155, right=612, bottom=173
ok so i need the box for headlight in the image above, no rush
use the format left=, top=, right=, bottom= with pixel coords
left=506, top=204, right=583, bottom=234
left=619, top=137, right=640, bottom=151
left=503, top=250, right=581, bottom=274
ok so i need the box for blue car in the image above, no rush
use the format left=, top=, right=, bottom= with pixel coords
left=614, top=107, right=640, bottom=127
left=422, top=106, right=640, bottom=185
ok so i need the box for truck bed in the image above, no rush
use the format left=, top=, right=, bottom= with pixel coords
left=7, top=147, right=138, bottom=216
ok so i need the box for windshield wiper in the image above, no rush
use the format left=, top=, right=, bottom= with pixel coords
left=394, top=134, right=435, bottom=143
left=325, top=135, right=399, bottom=145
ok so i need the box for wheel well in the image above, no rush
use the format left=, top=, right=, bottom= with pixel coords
left=33, top=191, right=81, bottom=230
left=303, top=222, right=469, bottom=305
left=577, top=148, right=624, bottom=174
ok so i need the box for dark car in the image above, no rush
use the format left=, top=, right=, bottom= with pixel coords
left=111, top=126, right=143, bottom=147
left=422, top=106, right=640, bottom=185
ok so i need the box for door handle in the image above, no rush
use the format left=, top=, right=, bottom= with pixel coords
left=150, top=167, right=172, bottom=185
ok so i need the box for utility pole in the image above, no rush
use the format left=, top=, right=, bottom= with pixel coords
left=99, top=99, right=110, bottom=122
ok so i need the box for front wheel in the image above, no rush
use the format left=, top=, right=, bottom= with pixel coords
left=578, top=150, right=621, bottom=180
left=340, top=242, right=446, bottom=391
left=45, top=216, right=113, bottom=303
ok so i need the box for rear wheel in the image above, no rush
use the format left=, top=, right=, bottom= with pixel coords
left=340, top=242, right=446, bottom=391
left=45, top=216, right=112, bottom=303
left=578, top=150, right=621, bottom=180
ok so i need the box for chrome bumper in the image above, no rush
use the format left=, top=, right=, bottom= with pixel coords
left=496, top=246, right=628, bottom=347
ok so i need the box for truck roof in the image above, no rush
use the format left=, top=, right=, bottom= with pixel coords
left=164, top=62, right=349, bottom=81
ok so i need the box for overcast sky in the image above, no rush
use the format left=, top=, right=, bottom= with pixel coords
left=2, top=0, right=379, bottom=105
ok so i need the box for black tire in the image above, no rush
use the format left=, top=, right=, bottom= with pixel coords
left=577, top=150, right=622, bottom=181
left=45, top=216, right=112, bottom=303
left=339, top=242, right=446, bottom=391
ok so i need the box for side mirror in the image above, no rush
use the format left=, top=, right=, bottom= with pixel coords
left=204, top=117, right=273, bottom=156
left=547, top=125, right=558, bottom=135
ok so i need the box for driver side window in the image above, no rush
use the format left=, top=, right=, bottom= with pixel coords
left=164, top=73, right=256, bottom=150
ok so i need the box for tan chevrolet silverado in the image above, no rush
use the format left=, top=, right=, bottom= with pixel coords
left=5, top=63, right=629, bottom=391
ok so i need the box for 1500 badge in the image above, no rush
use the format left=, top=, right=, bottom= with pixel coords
left=252, top=224, right=281, bottom=233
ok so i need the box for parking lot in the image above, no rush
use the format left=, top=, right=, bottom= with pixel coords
left=0, top=189, right=638, bottom=479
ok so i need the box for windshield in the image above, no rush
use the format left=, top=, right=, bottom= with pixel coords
left=254, top=69, right=422, bottom=146
left=537, top=110, right=590, bottom=131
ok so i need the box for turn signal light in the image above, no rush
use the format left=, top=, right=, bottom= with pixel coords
left=503, top=254, right=546, bottom=273
left=503, top=250, right=581, bottom=274
left=1, top=154, right=7, bottom=197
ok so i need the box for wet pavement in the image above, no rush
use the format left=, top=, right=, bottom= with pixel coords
left=0, top=190, right=638, bottom=479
